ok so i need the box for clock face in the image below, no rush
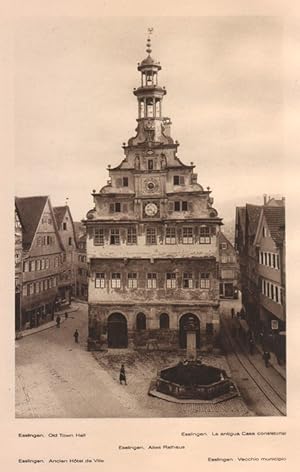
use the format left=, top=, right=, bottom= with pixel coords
left=143, top=178, right=159, bottom=194
left=145, top=202, right=158, bottom=217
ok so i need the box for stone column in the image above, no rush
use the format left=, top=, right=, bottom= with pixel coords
left=185, top=316, right=198, bottom=361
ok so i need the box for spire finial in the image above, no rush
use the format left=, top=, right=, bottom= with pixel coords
left=146, top=27, right=153, bottom=55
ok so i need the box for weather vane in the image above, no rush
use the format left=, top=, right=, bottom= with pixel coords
left=148, top=27, right=154, bottom=35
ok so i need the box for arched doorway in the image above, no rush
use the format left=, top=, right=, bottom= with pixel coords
left=179, top=313, right=200, bottom=349
left=107, top=313, right=128, bottom=348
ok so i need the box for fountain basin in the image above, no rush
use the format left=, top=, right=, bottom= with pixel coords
left=156, top=360, right=232, bottom=400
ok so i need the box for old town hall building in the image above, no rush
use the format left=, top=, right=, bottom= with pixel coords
left=85, top=35, right=223, bottom=350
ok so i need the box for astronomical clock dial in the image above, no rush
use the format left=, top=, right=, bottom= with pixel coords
left=145, top=202, right=158, bottom=217
left=143, top=178, right=159, bottom=194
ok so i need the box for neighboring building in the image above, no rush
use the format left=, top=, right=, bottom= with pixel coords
left=53, top=206, right=78, bottom=304
left=218, top=232, right=239, bottom=299
left=84, top=35, right=223, bottom=350
left=76, top=234, right=88, bottom=300
left=15, top=196, right=65, bottom=329
left=235, top=197, right=285, bottom=362
left=15, top=204, right=24, bottom=332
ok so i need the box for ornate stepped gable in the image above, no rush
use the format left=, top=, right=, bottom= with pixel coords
left=86, top=33, right=221, bottom=227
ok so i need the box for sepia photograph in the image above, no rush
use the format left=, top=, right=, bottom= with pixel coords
left=14, top=17, right=286, bottom=419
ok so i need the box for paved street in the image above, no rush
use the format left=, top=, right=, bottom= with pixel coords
left=15, top=302, right=249, bottom=418
left=220, top=299, right=286, bottom=416
left=16, top=300, right=285, bottom=418
left=16, top=303, right=151, bottom=418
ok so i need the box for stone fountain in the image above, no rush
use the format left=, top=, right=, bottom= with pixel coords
left=150, top=316, right=237, bottom=402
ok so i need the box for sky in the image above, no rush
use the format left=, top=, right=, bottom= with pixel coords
left=14, top=16, right=285, bottom=222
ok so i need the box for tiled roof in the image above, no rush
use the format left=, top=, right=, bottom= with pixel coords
left=263, top=206, right=285, bottom=245
left=246, top=204, right=262, bottom=235
left=15, top=196, right=48, bottom=250
left=53, top=206, right=67, bottom=229
left=218, top=231, right=234, bottom=250
left=236, top=206, right=246, bottom=231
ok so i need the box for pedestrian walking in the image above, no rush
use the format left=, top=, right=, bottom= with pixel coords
left=249, top=337, right=255, bottom=355
left=65, top=311, right=68, bottom=319
left=119, top=364, right=127, bottom=385
left=263, top=351, right=271, bottom=367
left=56, top=315, right=61, bottom=328
left=73, top=329, right=79, bottom=343
left=231, top=308, right=235, bottom=319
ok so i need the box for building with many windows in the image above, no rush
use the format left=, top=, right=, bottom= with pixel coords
left=84, top=35, right=223, bottom=350
left=218, top=232, right=239, bottom=299
left=53, top=206, right=78, bottom=304
left=235, top=196, right=285, bottom=362
left=74, top=222, right=88, bottom=300
left=15, top=196, right=65, bottom=329
left=15, top=204, right=24, bottom=332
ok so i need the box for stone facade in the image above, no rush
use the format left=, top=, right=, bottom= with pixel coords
left=85, top=35, right=223, bottom=350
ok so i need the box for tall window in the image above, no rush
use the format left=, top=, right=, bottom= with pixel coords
left=183, top=272, right=193, bottom=288
left=23, top=261, right=29, bottom=272
left=110, top=229, right=120, bottom=245
left=200, top=273, right=210, bottom=289
left=36, top=259, right=41, bottom=271
left=165, top=227, right=176, bottom=244
left=200, top=226, right=211, bottom=244
left=45, top=258, right=50, bottom=269
left=166, top=272, right=176, bottom=289
left=260, top=252, right=264, bottom=264
left=128, top=273, right=138, bottom=288
left=30, top=260, right=35, bottom=272
left=147, top=273, right=157, bottom=288
left=160, top=313, right=169, bottom=329
left=123, top=177, right=129, bottom=187
left=63, top=222, right=67, bottom=230
left=111, top=273, right=121, bottom=288
left=68, top=237, right=72, bottom=246
left=95, top=273, right=105, bottom=288
left=127, top=227, right=137, bottom=245
left=182, top=227, right=193, bottom=244
left=94, top=228, right=104, bottom=245
left=136, top=313, right=146, bottom=330
left=148, top=159, right=154, bottom=170
left=146, top=228, right=157, bottom=245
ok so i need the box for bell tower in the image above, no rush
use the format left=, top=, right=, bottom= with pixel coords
left=128, top=29, right=174, bottom=147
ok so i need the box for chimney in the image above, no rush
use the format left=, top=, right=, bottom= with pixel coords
left=263, top=194, right=267, bottom=205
